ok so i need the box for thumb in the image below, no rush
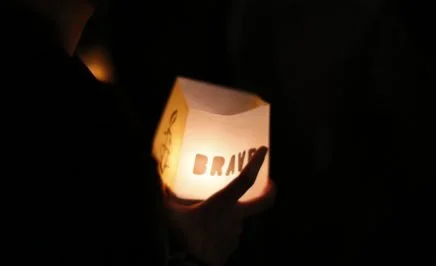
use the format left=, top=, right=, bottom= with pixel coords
left=204, top=147, right=268, bottom=208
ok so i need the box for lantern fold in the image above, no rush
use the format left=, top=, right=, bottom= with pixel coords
left=152, top=77, right=270, bottom=202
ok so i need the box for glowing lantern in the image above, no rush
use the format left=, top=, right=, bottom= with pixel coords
left=152, top=77, right=270, bottom=202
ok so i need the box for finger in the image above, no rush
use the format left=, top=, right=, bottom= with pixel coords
left=204, top=147, right=268, bottom=208
left=164, top=186, right=202, bottom=206
left=163, top=186, right=181, bottom=205
left=163, top=185, right=175, bottom=198
left=235, top=179, right=276, bottom=218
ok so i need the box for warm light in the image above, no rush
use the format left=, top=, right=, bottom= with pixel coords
left=87, top=62, right=108, bottom=82
left=79, top=46, right=114, bottom=83
left=152, top=77, right=270, bottom=202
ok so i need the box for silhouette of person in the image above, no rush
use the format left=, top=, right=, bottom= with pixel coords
left=2, top=1, right=275, bottom=265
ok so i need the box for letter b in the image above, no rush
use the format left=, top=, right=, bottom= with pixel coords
left=193, top=154, right=208, bottom=175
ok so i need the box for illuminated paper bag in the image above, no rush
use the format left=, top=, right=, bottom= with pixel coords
left=152, top=77, right=270, bottom=202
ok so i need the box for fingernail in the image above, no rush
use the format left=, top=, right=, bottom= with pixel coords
left=256, top=147, right=268, bottom=162
left=249, top=147, right=268, bottom=176
left=258, top=146, right=268, bottom=156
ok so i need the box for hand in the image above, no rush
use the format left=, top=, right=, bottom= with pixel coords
left=165, top=147, right=276, bottom=266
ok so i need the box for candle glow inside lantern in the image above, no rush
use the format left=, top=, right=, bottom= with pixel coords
left=152, top=77, right=270, bottom=202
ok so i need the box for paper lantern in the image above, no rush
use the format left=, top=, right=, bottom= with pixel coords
left=152, top=77, right=270, bottom=202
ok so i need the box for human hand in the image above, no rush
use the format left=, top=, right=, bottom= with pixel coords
left=165, top=147, right=276, bottom=266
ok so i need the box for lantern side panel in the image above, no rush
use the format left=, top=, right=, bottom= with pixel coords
left=174, top=105, right=270, bottom=202
left=152, top=80, right=189, bottom=191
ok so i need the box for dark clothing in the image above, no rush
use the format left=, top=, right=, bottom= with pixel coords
left=3, top=4, right=166, bottom=265
left=234, top=2, right=436, bottom=266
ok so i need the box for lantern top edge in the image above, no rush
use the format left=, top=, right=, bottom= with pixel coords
left=175, top=76, right=269, bottom=116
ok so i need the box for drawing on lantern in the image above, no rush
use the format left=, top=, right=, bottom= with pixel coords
left=159, top=110, right=178, bottom=174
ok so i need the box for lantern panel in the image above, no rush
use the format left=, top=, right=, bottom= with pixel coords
left=153, top=77, right=270, bottom=202
left=152, top=80, right=189, bottom=189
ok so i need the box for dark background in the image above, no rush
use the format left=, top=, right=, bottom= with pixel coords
left=79, top=1, right=435, bottom=265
